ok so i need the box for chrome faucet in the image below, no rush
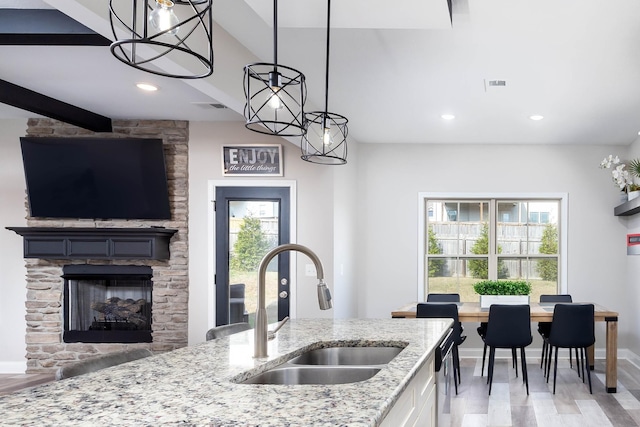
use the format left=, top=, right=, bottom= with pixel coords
left=254, top=243, right=332, bottom=358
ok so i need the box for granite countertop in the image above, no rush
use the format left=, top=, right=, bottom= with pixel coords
left=0, top=318, right=451, bottom=426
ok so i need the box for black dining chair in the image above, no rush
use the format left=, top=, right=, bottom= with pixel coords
left=426, top=293, right=466, bottom=340
left=538, top=294, right=573, bottom=370
left=544, top=303, right=595, bottom=394
left=55, top=348, right=153, bottom=380
left=482, top=304, right=533, bottom=395
left=417, top=302, right=465, bottom=394
left=206, top=322, right=252, bottom=341
left=427, top=293, right=461, bottom=303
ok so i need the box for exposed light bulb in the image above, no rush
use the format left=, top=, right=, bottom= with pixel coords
left=267, top=71, right=283, bottom=109
left=149, top=0, right=180, bottom=35
left=268, top=88, right=283, bottom=109
left=322, top=127, right=332, bottom=146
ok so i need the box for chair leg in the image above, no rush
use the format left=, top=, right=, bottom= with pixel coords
left=481, top=343, right=487, bottom=377
left=488, top=347, right=496, bottom=395
left=545, top=342, right=553, bottom=382
left=512, top=347, right=518, bottom=378
left=570, top=346, right=573, bottom=368
left=583, top=346, right=593, bottom=394
left=541, top=339, right=547, bottom=369
left=521, top=347, right=529, bottom=395
left=578, top=347, right=584, bottom=380
left=454, top=345, right=461, bottom=385
left=553, top=346, right=559, bottom=394
left=452, top=345, right=459, bottom=395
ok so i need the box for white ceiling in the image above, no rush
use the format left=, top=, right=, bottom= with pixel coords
left=2, top=0, right=640, bottom=146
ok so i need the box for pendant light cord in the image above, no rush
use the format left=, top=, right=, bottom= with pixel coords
left=273, top=0, right=278, bottom=71
left=323, top=0, right=331, bottom=114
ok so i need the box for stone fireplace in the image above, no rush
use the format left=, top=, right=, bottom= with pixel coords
left=15, top=119, right=189, bottom=374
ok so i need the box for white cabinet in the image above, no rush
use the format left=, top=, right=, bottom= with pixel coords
left=380, top=353, right=436, bottom=427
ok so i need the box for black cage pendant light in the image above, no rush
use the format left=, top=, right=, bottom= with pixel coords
left=243, top=0, right=307, bottom=137
left=109, top=0, right=213, bottom=79
left=301, top=0, right=348, bottom=165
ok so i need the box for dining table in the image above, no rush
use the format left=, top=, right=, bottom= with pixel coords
left=391, top=301, right=619, bottom=393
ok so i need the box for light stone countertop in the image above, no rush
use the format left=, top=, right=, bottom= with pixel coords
left=0, top=318, right=451, bottom=426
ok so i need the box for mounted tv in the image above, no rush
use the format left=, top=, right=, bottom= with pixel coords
left=19, top=137, right=171, bottom=220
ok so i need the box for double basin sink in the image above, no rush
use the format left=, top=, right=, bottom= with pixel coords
left=235, top=344, right=406, bottom=385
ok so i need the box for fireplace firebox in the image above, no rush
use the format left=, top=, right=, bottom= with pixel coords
left=62, top=265, right=153, bottom=343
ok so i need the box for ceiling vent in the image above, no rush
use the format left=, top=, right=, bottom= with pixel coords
left=484, top=79, right=507, bottom=92
left=191, top=102, right=228, bottom=109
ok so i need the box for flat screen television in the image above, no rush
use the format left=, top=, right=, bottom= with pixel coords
left=19, top=137, right=171, bottom=220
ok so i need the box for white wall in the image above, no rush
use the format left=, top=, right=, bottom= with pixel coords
left=625, top=138, right=640, bottom=356
left=356, top=143, right=632, bottom=351
left=187, top=121, right=359, bottom=345
left=0, top=119, right=28, bottom=372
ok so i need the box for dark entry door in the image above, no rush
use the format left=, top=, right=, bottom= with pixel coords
left=215, top=186, right=290, bottom=326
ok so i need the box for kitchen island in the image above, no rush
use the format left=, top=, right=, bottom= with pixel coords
left=0, top=318, right=451, bottom=426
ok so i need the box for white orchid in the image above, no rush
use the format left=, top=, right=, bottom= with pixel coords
left=600, top=154, right=635, bottom=191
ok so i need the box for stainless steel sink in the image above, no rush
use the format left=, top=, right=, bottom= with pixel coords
left=234, top=343, right=406, bottom=385
left=239, top=366, right=381, bottom=385
left=288, top=346, right=404, bottom=366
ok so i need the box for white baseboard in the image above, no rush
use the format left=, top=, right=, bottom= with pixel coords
left=0, top=361, right=27, bottom=374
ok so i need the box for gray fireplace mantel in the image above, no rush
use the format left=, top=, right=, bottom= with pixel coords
left=6, top=227, right=178, bottom=260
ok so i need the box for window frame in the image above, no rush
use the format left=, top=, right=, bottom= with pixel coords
left=417, top=192, right=568, bottom=301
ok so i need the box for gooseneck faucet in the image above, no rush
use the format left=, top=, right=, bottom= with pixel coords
left=254, top=243, right=332, bottom=358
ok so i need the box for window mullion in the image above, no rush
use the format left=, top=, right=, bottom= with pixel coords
left=488, top=199, right=497, bottom=280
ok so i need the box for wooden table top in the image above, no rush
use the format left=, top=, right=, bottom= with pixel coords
left=392, top=302, right=619, bottom=322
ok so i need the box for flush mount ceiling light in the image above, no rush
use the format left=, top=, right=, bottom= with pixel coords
left=530, top=115, right=544, bottom=121
left=243, top=0, right=307, bottom=137
left=109, top=0, right=213, bottom=79
left=136, top=82, right=158, bottom=91
left=300, top=0, right=348, bottom=165
left=441, top=114, right=455, bottom=120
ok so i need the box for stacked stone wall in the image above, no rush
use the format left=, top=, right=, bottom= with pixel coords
left=22, top=119, right=189, bottom=373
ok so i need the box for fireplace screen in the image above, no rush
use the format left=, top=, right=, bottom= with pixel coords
left=63, top=265, right=152, bottom=343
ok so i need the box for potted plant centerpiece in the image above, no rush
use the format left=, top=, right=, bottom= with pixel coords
left=473, top=280, right=532, bottom=309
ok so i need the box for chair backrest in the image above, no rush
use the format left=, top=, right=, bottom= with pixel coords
left=426, top=293, right=461, bottom=302
left=484, top=304, right=532, bottom=348
left=230, top=283, right=246, bottom=299
left=416, top=303, right=463, bottom=344
left=540, top=294, right=572, bottom=303
left=205, top=322, right=252, bottom=341
left=55, top=348, right=153, bottom=380
left=548, top=304, right=595, bottom=348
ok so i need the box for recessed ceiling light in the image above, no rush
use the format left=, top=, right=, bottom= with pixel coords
left=529, top=115, right=544, bottom=121
left=441, top=114, right=455, bottom=120
left=136, top=83, right=158, bottom=92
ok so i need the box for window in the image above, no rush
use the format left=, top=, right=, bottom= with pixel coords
left=422, top=196, right=563, bottom=302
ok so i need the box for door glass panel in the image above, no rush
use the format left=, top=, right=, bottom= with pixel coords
left=228, top=200, right=279, bottom=327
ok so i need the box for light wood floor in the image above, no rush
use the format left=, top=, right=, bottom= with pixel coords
left=2, top=357, right=640, bottom=426
left=440, top=356, right=640, bottom=427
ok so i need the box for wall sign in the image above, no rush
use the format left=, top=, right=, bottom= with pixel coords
left=222, top=144, right=283, bottom=176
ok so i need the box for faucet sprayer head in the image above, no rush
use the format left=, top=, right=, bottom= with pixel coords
left=317, top=280, right=332, bottom=310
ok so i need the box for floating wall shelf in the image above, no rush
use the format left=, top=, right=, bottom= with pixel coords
left=614, top=197, right=640, bottom=216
